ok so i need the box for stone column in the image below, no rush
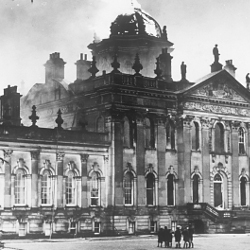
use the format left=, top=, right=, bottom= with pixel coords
left=31, top=151, right=39, bottom=207
left=231, top=122, right=240, bottom=207
left=136, top=114, right=145, bottom=206
left=201, top=118, right=211, bottom=204
left=103, top=155, right=111, bottom=207
left=176, top=116, right=192, bottom=205
left=80, top=154, right=89, bottom=207
left=56, top=152, right=65, bottom=208
left=156, top=117, right=166, bottom=206
left=3, top=150, right=13, bottom=208
left=113, top=115, right=123, bottom=206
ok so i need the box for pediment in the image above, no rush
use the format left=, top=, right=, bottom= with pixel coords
left=183, top=70, right=250, bottom=104
left=191, top=79, right=247, bottom=102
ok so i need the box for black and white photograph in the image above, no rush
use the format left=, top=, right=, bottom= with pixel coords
left=0, top=0, right=250, bottom=249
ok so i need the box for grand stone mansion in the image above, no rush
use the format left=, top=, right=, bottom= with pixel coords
left=0, top=1, right=250, bottom=238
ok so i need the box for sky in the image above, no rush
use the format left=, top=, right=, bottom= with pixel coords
left=1, top=0, right=250, bottom=95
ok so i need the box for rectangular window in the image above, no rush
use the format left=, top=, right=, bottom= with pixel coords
left=14, top=172, right=25, bottom=205
left=150, top=221, right=157, bottom=233
left=94, top=222, right=100, bottom=234
left=41, top=175, right=51, bottom=204
left=66, top=175, right=75, bottom=205
left=128, top=221, right=135, bottom=234
left=91, top=188, right=99, bottom=206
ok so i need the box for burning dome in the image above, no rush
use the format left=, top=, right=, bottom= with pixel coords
left=110, top=1, right=163, bottom=38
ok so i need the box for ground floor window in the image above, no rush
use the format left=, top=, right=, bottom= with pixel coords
left=128, top=221, right=135, bottom=234
left=94, top=222, right=100, bottom=234
left=240, top=176, right=247, bottom=206
left=150, top=221, right=157, bottom=233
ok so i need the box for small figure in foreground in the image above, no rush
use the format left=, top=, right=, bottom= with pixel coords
left=174, top=226, right=182, bottom=248
left=182, top=227, right=189, bottom=248
left=188, top=226, right=194, bottom=248
left=157, top=227, right=164, bottom=247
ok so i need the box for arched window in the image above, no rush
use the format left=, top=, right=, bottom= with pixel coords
left=146, top=173, right=155, bottom=205
left=123, top=117, right=131, bottom=148
left=96, top=116, right=105, bottom=133
left=124, top=172, right=133, bottom=205
left=214, top=174, right=223, bottom=208
left=240, top=176, right=247, bottom=206
left=193, top=174, right=199, bottom=203
left=214, top=123, right=224, bottom=153
left=239, top=128, right=245, bottom=154
left=14, top=169, right=26, bottom=205
left=166, top=121, right=175, bottom=150
left=90, top=171, right=100, bottom=206
left=167, top=174, right=175, bottom=205
left=145, top=118, right=154, bottom=148
left=192, top=122, right=199, bottom=150
left=41, top=169, right=53, bottom=205
left=66, top=170, right=76, bottom=205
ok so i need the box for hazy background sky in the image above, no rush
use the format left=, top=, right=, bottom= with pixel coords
left=1, top=0, right=250, bottom=95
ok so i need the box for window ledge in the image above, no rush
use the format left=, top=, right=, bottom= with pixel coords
left=40, top=205, right=53, bottom=208
left=13, top=205, right=29, bottom=210
left=65, top=205, right=78, bottom=208
left=239, top=153, right=247, bottom=156
left=166, top=149, right=176, bottom=152
left=191, top=149, right=201, bottom=153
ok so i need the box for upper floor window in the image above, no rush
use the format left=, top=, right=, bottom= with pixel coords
left=166, top=121, right=175, bottom=150
left=214, top=123, right=224, bottom=153
left=239, top=127, right=245, bottom=154
left=123, top=116, right=132, bottom=148
left=146, top=173, right=155, bottom=205
left=14, top=169, right=26, bottom=205
left=90, top=171, right=100, bottom=206
left=192, top=122, right=199, bottom=150
left=124, top=172, right=133, bottom=205
left=145, top=118, right=155, bottom=148
left=41, top=170, right=53, bottom=205
left=96, top=116, right=105, bottom=133
left=66, top=170, right=76, bottom=205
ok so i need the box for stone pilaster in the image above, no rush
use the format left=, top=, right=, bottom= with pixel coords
left=201, top=118, right=211, bottom=203
left=136, top=114, right=145, bottom=206
left=80, top=154, right=89, bottom=207
left=104, top=155, right=111, bottom=207
left=176, top=116, right=192, bottom=205
left=56, top=152, right=65, bottom=208
left=231, top=121, right=240, bottom=206
left=3, top=150, right=13, bottom=208
left=156, top=116, right=166, bottom=206
left=31, top=151, right=39, bottom=207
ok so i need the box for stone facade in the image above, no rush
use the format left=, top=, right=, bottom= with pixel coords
left=7, top=1, right=250, bottom=237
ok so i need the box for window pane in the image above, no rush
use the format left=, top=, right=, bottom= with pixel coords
left=124, top=172, right=133, bottom=205
left=167, top=174, right=174, bottom=205
left=91, top=172, right=99, bottom=206
left=41, top=171, right=51, bottom=204
left=66, top=171, right=75, bottom=205
left=215, top=123, right=224, bottom=153
left=146, top=173, right=154, bottom=205
left=14, top=169, right=26, bottom=204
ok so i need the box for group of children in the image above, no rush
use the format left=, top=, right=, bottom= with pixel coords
left=157, top=225, right=194, bottom=248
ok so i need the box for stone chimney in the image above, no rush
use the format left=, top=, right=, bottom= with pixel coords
left=224, top=60, right=237, bottom=78
left=75, top=53, right=91, bottom=80
left=159, top=48, right=173, bottom=82
left=44, top=52, right=66, bottom=83
left=0, top=85, right=22, bottom=126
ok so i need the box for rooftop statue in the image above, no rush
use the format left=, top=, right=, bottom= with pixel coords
left=213, top=44, right=220, bottom=63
